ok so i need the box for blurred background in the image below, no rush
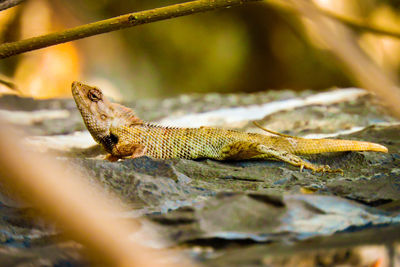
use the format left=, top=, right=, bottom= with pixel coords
left=0, top=0, right=399, bottom=100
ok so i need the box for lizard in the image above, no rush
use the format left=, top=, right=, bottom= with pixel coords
left=71, top=81, right=388, bottom=173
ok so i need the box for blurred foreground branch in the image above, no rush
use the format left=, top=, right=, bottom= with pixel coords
left=287, top=0, right=400, bottom=119
left=0, top=121, right=189, bottom=267
left=266, top=0, right=400, bottom=39
left=0, top=0, right=25, bottom=11
left=0, top=0, right=260, bottom=59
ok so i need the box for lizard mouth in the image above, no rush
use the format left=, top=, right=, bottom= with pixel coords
left=71, top=81, right=90, bottom=110
left=71, top=81, right=83, bottom=96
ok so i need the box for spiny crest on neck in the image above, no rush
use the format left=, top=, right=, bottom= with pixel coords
left=111, top=103, right=143, bottom=127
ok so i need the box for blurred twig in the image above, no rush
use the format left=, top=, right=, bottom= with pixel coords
left=0, top=121, right=190, bottom=267
left=0, top=0, right=25, bottom=11
left=287, top=0, right=400, bottom=119
left=0, top=74, right=18, bottom=91
left=0, top=0, right=260, bottom=59
left=265, top=0, right=400, bottom=39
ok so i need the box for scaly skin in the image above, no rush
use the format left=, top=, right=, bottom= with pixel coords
left=72, top=81, right=388, bottom=173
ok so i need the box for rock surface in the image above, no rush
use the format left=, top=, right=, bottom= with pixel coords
left=0, top=88, right=399, bottom=266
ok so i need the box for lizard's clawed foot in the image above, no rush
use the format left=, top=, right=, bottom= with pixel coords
left=105, top=154, right=120, bottom=162
left=299, top=162, right=343, bottom=175
left=309, top=164, right=344, bottom=175
left=332, top=168, right=344, bottom=175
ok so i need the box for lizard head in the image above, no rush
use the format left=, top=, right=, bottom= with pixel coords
left=71, top=81, right=115, bottom=143
left=72, top=81, right=143, bottom=153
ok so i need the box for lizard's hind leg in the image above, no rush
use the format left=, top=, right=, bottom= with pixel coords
left=253, top=144, right=343, bottom=174
left=217, top=141, right=342, bottom=173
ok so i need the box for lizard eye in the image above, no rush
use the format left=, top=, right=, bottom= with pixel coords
left=88, top=89, right=102, bottom=102
left=100, top=114, right=107, bottom=120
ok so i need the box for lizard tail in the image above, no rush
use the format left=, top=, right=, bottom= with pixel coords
left=293, top=138, right=388, bottom=154
left=253, top=122, right=388, bottom=154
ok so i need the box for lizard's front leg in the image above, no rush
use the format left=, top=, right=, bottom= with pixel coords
left=106, top=142, right=147, bottom=161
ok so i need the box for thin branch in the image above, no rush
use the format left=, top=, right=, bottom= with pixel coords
left=265, top=0, right=400, bottom=39
left=287, top=0, right=400, bottom=119
left=2, top=0, right=397, bottom=59
left=0, top=0, right=260, bottom=59
left=0, top=0, right=25, bottom=11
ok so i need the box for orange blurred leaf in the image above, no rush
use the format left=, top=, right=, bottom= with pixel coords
left=14, top=0, right=81, bottom=99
